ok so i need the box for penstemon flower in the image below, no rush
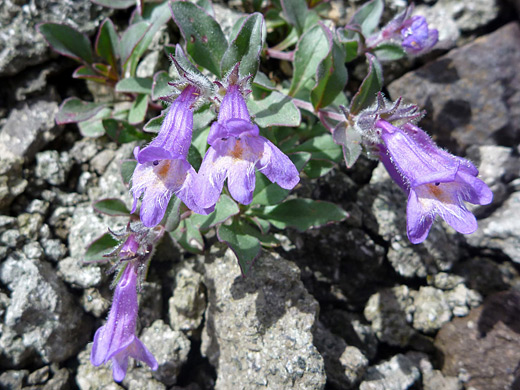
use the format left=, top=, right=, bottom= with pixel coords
left=90, top=259, right=157, bottom=382
left=131, top=84, right=213, bottom=227
left=194, top=65, right=300, bottom=209
left=375, top=120, right=493, bottom=244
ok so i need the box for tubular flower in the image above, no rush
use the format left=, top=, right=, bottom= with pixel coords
left=375, top=119, right=493, bottom=244
left=400, top=15, right=438, bottom=55
left=131, top=85, right=213, bottom=227
left=90, top=261, right=157, bottom=382
left=194, top=79, right=299, bottom=209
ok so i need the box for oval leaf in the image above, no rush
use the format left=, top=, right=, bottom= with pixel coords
left=248, top=91, right=301, bottom=127
left=56, top=98, right=108, bottom=124
left=115, top=77, right=153, bottom=94
left=96, top=19, right=120, bottom=69
left=84, top=233, right=119, bottom=263
left=93, top=198, right=131, bottom=216
left=38, top=23, right=93, bottom=63
left=349, top=53, right=383, bottom=115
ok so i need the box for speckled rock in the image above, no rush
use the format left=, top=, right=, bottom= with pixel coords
left=35, top=150, right=73, bottom=186
left=76, top=344, right=123, bottom=390
left=388, top=23, right=520, bottom=154
left=359, top=353, right=421, bottom=390
left=58, top=256, right=104, bottom=289
left=123, top=368, right=166, bottom=390
left=140, top=320, right=191, bottom=386
left=81, top=288, right=110, bottom=318
left=201, top=247, right=326, bottom=390
left=411, top=287, right=452, bottom=334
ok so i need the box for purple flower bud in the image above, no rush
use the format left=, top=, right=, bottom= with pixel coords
left=194, top=81, right=300, bottom=208
left=400, top=16, right=438, bottom=55
left=375, top=120, right=493, bottom=244
left=131, top=85, right=213, bottom=227
left=91, top=261, right=157, bottom=382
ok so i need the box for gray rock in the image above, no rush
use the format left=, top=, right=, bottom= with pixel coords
left=427, top=272, right=464, bottom=290
left=466, top=191, right=520, bottom=262
left=70, top=138, right=103, bottom=164
left=364, top=286, right=418, bottom=348
left=0, top=229, right=22, bottom=248
left=42, top=365, right=71, bottom=390
left=123, top=368, right=166, bottom=390
left=27, top=365, right=50, bottom=385
left=58, top=256, right=103, bottom=289
left=0, top=0, right=110, bottom=76
left=76, top=344, right=123, bottom=390
left=0, top=369, right=28, bottom=390
left=17, top=213, right=44, bottom=240
left=0, top=254, right=91, bottom=367
left=201, top=247, right=326, bottom=390
left=445, top=284, right=481, bottom=317
left=359, top=354, right=421, bottom=390
left=0, top=174, right=27, bottom=212
left=0, top=216, right=17, bottom=233
left=411, top=286, right=452, bottom=334
left=140, top=320, right=191, bottom=386
left=26, top=199, right=50, bottom=215
left=168, top=262, right=206, bottom=335
left=23, top=241, right=44, bottom=260
left=81, top=288, right=110, bottom=318
left=362, top=164, right=460, bottom=278
left=41, top=238, right=67, bottom=262
left=49, top=206, right=75, bottom=241
left=138, top=282, right=163, bottom=329
left=35, top=150, right=73, bottom=186
left=388, top=23, right=520, bottom=154
left=78, top=171, right=97, bottom=194
left=90, top=150, right=116, bottom=176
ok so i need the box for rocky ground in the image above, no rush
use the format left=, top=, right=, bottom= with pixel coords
left=1, top=0, right=520, bottom=389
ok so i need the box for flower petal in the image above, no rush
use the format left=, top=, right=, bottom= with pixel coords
left=227, top=159, right=256, bottom=204
left=194, top=146, right=229, bottom=209
left=111, top=350, right=130, bottom=382
left=406, top=190, right=435, bottom=244
left=127, top=337, right=158, bottom=371
left=218, top=84, right=250, bottom=122
left=256, top=137, right=299, bottom=190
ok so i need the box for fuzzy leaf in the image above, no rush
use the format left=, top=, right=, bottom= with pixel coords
left=248, top=91, right=301, bottom=127
left=56, top=98, right=108, bottom=124
left=84, top=233, right=119, bottom=263
left=38, top=23, right=93, bottom=63
left=93, top=198, right=131, bottom=216
left=303, top=159, right=335, bottom=178
left=373, top=43, right=406, bottom=61
left=259, top=198, right=348, bottom=231
left=217, top=219, right=261, bottom=275
left=170, top=1, right=228, bottom=77
left=120, top=159, right=137, bottom=186
left=72, top=66, right=106, bottom=83
left=281, top=0, right=308, bottom=34
left=171, top=219, right=204, bottom=253
left=115, top=77, right=153, bottom=94
left=288, top=133, right=342, bottom=161
left=289, top=23, right=330, bottom=97
left=77, top=107, right=112, bottom=137
left=349, top=0, right=384, bottom=36
left=221, top=13, right=265, bottom=79
left=143, top=113, right=164, bottom=133
left=128, top=94, right=148, bottom=124
left=92, top=0, right=135, bottom=9
left=349, top=53, right=382, bottom=115
left=96, top=19, right=120, bottom=68
left=103, top=119, right=151, bottom=143
left=152, top=71, right=172, bottom=100
left=120, top=21, right=150, bottom=68
left=191, top=194, right=240, bottom=230
left=332, top=121, right=362, bottom=168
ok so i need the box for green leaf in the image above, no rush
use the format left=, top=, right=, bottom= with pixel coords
left=288, top=133, right=342, bottom=161
left=187, top=145, right=202, bottom=171
left=311, top=30, right=348, bottom=110
left=281, top=0, right=309, bottom=34
left=120, top=21, right=150, bottom=69
left=93, top=198, right=131, bottom=216
left=38, top=23, right=93, bottom=63
left=289, top=23, right=330, bottom=97
left=192, top=127, right=210, bottom=157
left=103, top=119, right=151, bottom=144
left=253, top=71, right=276, bottom=91
left=349, top=53, right=382, bottom=115
left=96, top=19, right=120, bottom=69
left=332, top=121, right=362, bottom=168
left=92, top=0, right=135, bottom=9
left=127, top=2, right=172, bottom=75
left=171, top=44, right=214, bottom=93
left=336, top=26, right=361, bottom=62
left=152, top=71, right=172, bottom=100
left=190, top=0, right=214, bottom=16
left=193, top=104, right=216, bottom=130
left=56, top=98, right=108, bottom=124
left=163, top=196, right=182, bottom=232
left=115, top=77, right=153, bottom=94
left=143, top=113, right=165, bottom=133
left=171, top=219, right=204, bottom=253
left=128, top=94, right=148, bottom=124
left=72, top=65, right=106, bottom=83
left=303, top=159, right=335, bottom=178
left=120, top=159, right=137, bottom=186
left=259, top=198, right=348, bottom=231
left=191, top=194, right=240, bottom=230
left=248, top=91, right=301, bottom=127
left=84, top=233, right=119, bottom=263
left=348, top=0, right=384, bottom=36
left=77, top=107, right=112, bottom=137
left=221, top=13, right=265, bottom=79
left=170, top=1, right=228, bottom=77
left=217, top=219, right=261, bottom=275
left=373, top=42, right=406, bottom=62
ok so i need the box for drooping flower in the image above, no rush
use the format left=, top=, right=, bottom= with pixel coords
left=131, top=84, right=213, bottom=227
left=375, top=119, right=493, bottom=244
left=90, top=260, right=157, bottom=382
left=194, top=67, right=299, bottom=208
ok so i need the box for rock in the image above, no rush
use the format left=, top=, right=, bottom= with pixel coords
left=58, top=256, right=103, bottom=289
left=140, top=320, right=191, bottom=386
left=42, top=365, right=71, bottom=390
left=0, top=215, right=17, bottom=233
left=0, top=0, right=110, bottom=76
left=35, top=150, right=73, bottom=186
left=388, top=23, right=520, bottom=154
left=466, top=191, right=520, bottom=262
left=445, top=284, right=481, bottom=317
left=168, top=262, right=206, bottom=335
left=427, top=272, right=465, bottom=290
left=201, top=247, right=326, bottom=390
left=138, top=282, right=163, bottom=329
left=359, top=353, right=421, bottom=390
left=361, top=164, right=461, bottom=278
left=41, top=238, right=67, bottom=262
left=26, top=199, right=50, bottom=215
left=411, top=287, right=452, bottom=334
left=76, top=344, right=123, bottom=390
left=123, top=368, right=166, bottom=390
left=27, top=365, right=50, bottom=385
left=0, top=229, right=22, bottom=248
left=90, top=150, right=115, bottom=175
left=81, top=288, right=110, bottom=318
left=17, top=213, right=44, bottom=240
left=0, top=254, right=91, bottom=367
left=70, top=138, right=103, bottom=164
left=0, top=369, right=28, bottom=390
left=23, top=242, right=44, bottom=260
left=364, top=286, right=418, bottom=348
left=435, top=290, right=520, bottom=390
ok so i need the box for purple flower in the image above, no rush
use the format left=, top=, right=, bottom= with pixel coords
left=131, top=85, right=213, bottom=227
left=194, top=83, right=299, bottom=208
left=375, top=120, right=493, bottom=244
left=91, top=261, right=157, bottom=382
left=400, top=16, right=438, bottom=55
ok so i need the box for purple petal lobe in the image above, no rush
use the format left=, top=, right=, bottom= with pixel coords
left=218, top=85, right=250, bottom=122
left=406, top=190, right=435, bottom=244
left=256, top=138, right=300, bottom=190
